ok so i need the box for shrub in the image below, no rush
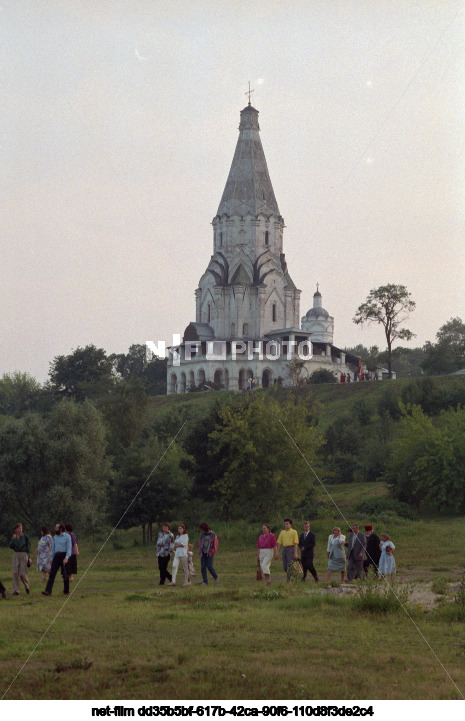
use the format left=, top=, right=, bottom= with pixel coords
left=308, top=369, right=337, bottom=384
left=431, top=577, right=449, bottom=596
left=355, top=497, right=416, bottom=520
left=351, top=576, right=413, bottom=614
left=377, top=385, right=402, bottom=420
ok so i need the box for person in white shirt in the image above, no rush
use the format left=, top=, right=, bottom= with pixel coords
left=326, top=527, right=346, bottom=583
left=169, top=524, right=190, bottom=586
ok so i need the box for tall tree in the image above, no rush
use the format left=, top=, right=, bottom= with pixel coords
left=207, top=395, right=322, bottom=520
left=383, top=404, right=465, bottom=511
left=108, top=435, right=191, bottom=542
left=0, top=372, right=45, bottom=417
left=98, top=379, right=148, bottom=459
left=422, top=317, right=465, bottom=376
left=0, top=400, right=110, bottom=535
left=109, top=344, right=167, bottom=395
left=353, top=284, right=416, bottom=378
left=48, top=345, right=115, bottom=401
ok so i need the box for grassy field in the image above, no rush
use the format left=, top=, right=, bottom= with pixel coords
left=144, top=374, right=465, bottom=432
left=1, top=508, right=465, bottom=701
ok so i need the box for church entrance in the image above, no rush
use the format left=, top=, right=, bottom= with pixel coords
left=262, top=369, right=272, bottom=388
left=169, top=373, right=177, bottom=394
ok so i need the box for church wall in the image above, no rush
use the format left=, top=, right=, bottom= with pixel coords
left=166, top=352, right=354, bottom=394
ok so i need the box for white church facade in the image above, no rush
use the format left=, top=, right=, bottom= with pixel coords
left=167, top=102, right=362, bottom=394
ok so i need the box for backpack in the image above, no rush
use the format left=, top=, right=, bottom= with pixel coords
left=210, top=533, right=219, bottom=555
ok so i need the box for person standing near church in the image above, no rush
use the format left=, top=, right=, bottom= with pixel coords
left=363, top=524, right=381, bottom=577
left=42, top=523, right=72, bottom=596
left=299, top=521, right=319, bottom=583
left=10, top=523, right=31, bottom=596
left=276, top=518, right=298, bottom=581
left=346, top=523, right=366, bottom=581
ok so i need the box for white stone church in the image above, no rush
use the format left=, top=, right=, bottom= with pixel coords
left=167, top=101, right=363, bottom=394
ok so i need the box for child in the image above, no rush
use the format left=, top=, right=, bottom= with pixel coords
left=378, top=533, right=396, bottom=581
left=187, top=543, right=196, bottom=581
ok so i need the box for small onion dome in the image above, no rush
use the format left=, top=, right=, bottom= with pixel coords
left=304, top=306, right=329, bottom=319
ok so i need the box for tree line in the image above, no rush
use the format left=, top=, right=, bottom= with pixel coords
left=345, top=317, right=465, bottom=378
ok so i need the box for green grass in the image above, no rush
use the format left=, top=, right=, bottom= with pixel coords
left=431, top=577, right=450, bottom=596
left=145, top=374, right=465, bottom=432
left=1, top=514, right=465, bottom=700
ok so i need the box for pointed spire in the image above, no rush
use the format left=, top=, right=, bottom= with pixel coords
left=216, top=105, right=280, bottom=218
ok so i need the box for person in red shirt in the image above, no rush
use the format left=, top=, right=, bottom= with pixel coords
left=256, top=524, right=278, bottom=586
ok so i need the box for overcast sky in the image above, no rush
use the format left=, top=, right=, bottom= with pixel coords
left=2, top=0, right=464, bottom=382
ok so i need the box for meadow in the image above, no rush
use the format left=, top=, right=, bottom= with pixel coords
left=1, top=495, right=465, bottom=701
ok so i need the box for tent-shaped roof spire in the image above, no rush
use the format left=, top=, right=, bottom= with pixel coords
left=216, top=105, right=280, bottom=218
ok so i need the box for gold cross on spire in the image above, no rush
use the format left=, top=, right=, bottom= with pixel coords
left=245, top=81, right=255, bottom=106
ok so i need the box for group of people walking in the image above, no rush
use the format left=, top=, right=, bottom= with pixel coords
left=256, top=519, right=396, bottom=585
left=256, top=519, right=319, bottom=585
left=1, top=518, right=396, bottom=600
left=156, top=522, right=219, bottom=586
left=2, top=521, right=79, bottom=599
left=327, top=523, right=396, bottom=582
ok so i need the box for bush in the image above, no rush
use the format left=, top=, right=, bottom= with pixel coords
left=351, top=576, right=413, bottom=614
left=377, top=385, right=402, bottom=420
left=431, top=577, right=449, bottom=596
left=355, top=497, right=416, bottom=520
left=308, top=369, right=337, bottom=384
left=353, top=399, right=371, bottom=426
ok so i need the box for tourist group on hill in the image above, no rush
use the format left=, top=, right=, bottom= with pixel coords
left=1, top=517, right=395, bottom=599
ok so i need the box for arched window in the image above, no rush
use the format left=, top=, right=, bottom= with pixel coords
left=207, top=303, right=211, bottom=323
left=272, top=303, right=276, bottom=322
left=265, top=231, right=269, bottom=245
left=220, top=232, right=223, bottom=246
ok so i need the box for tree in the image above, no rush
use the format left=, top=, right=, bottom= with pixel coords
left=207, top=395, right=323, bottom=520
left=387, top=347, right=425, bottom=378
left=422, top=318, right=465, bottom=376
left=344, top=345, right=380, bottom=372
left=0, top=400, right=110, bottom=535
left=308, top=368, right=337, bottom=384
left=353, top=284, right=416, bottom=378
left=285, top=358, right=307, bottom=386
left=0, top=372, right=46, bottom=417
left=48, top=345, right=115, bottom=401
left=108, top=435, right=191, bottom=543
left=98, top=379, right=148, bottom=459
left=109, top=344, right=167, bottom=395
left=383, top=404, right=465, bottom=511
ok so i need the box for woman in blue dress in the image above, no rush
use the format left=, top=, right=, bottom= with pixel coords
left=378, top=533, right=396, bottom=580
